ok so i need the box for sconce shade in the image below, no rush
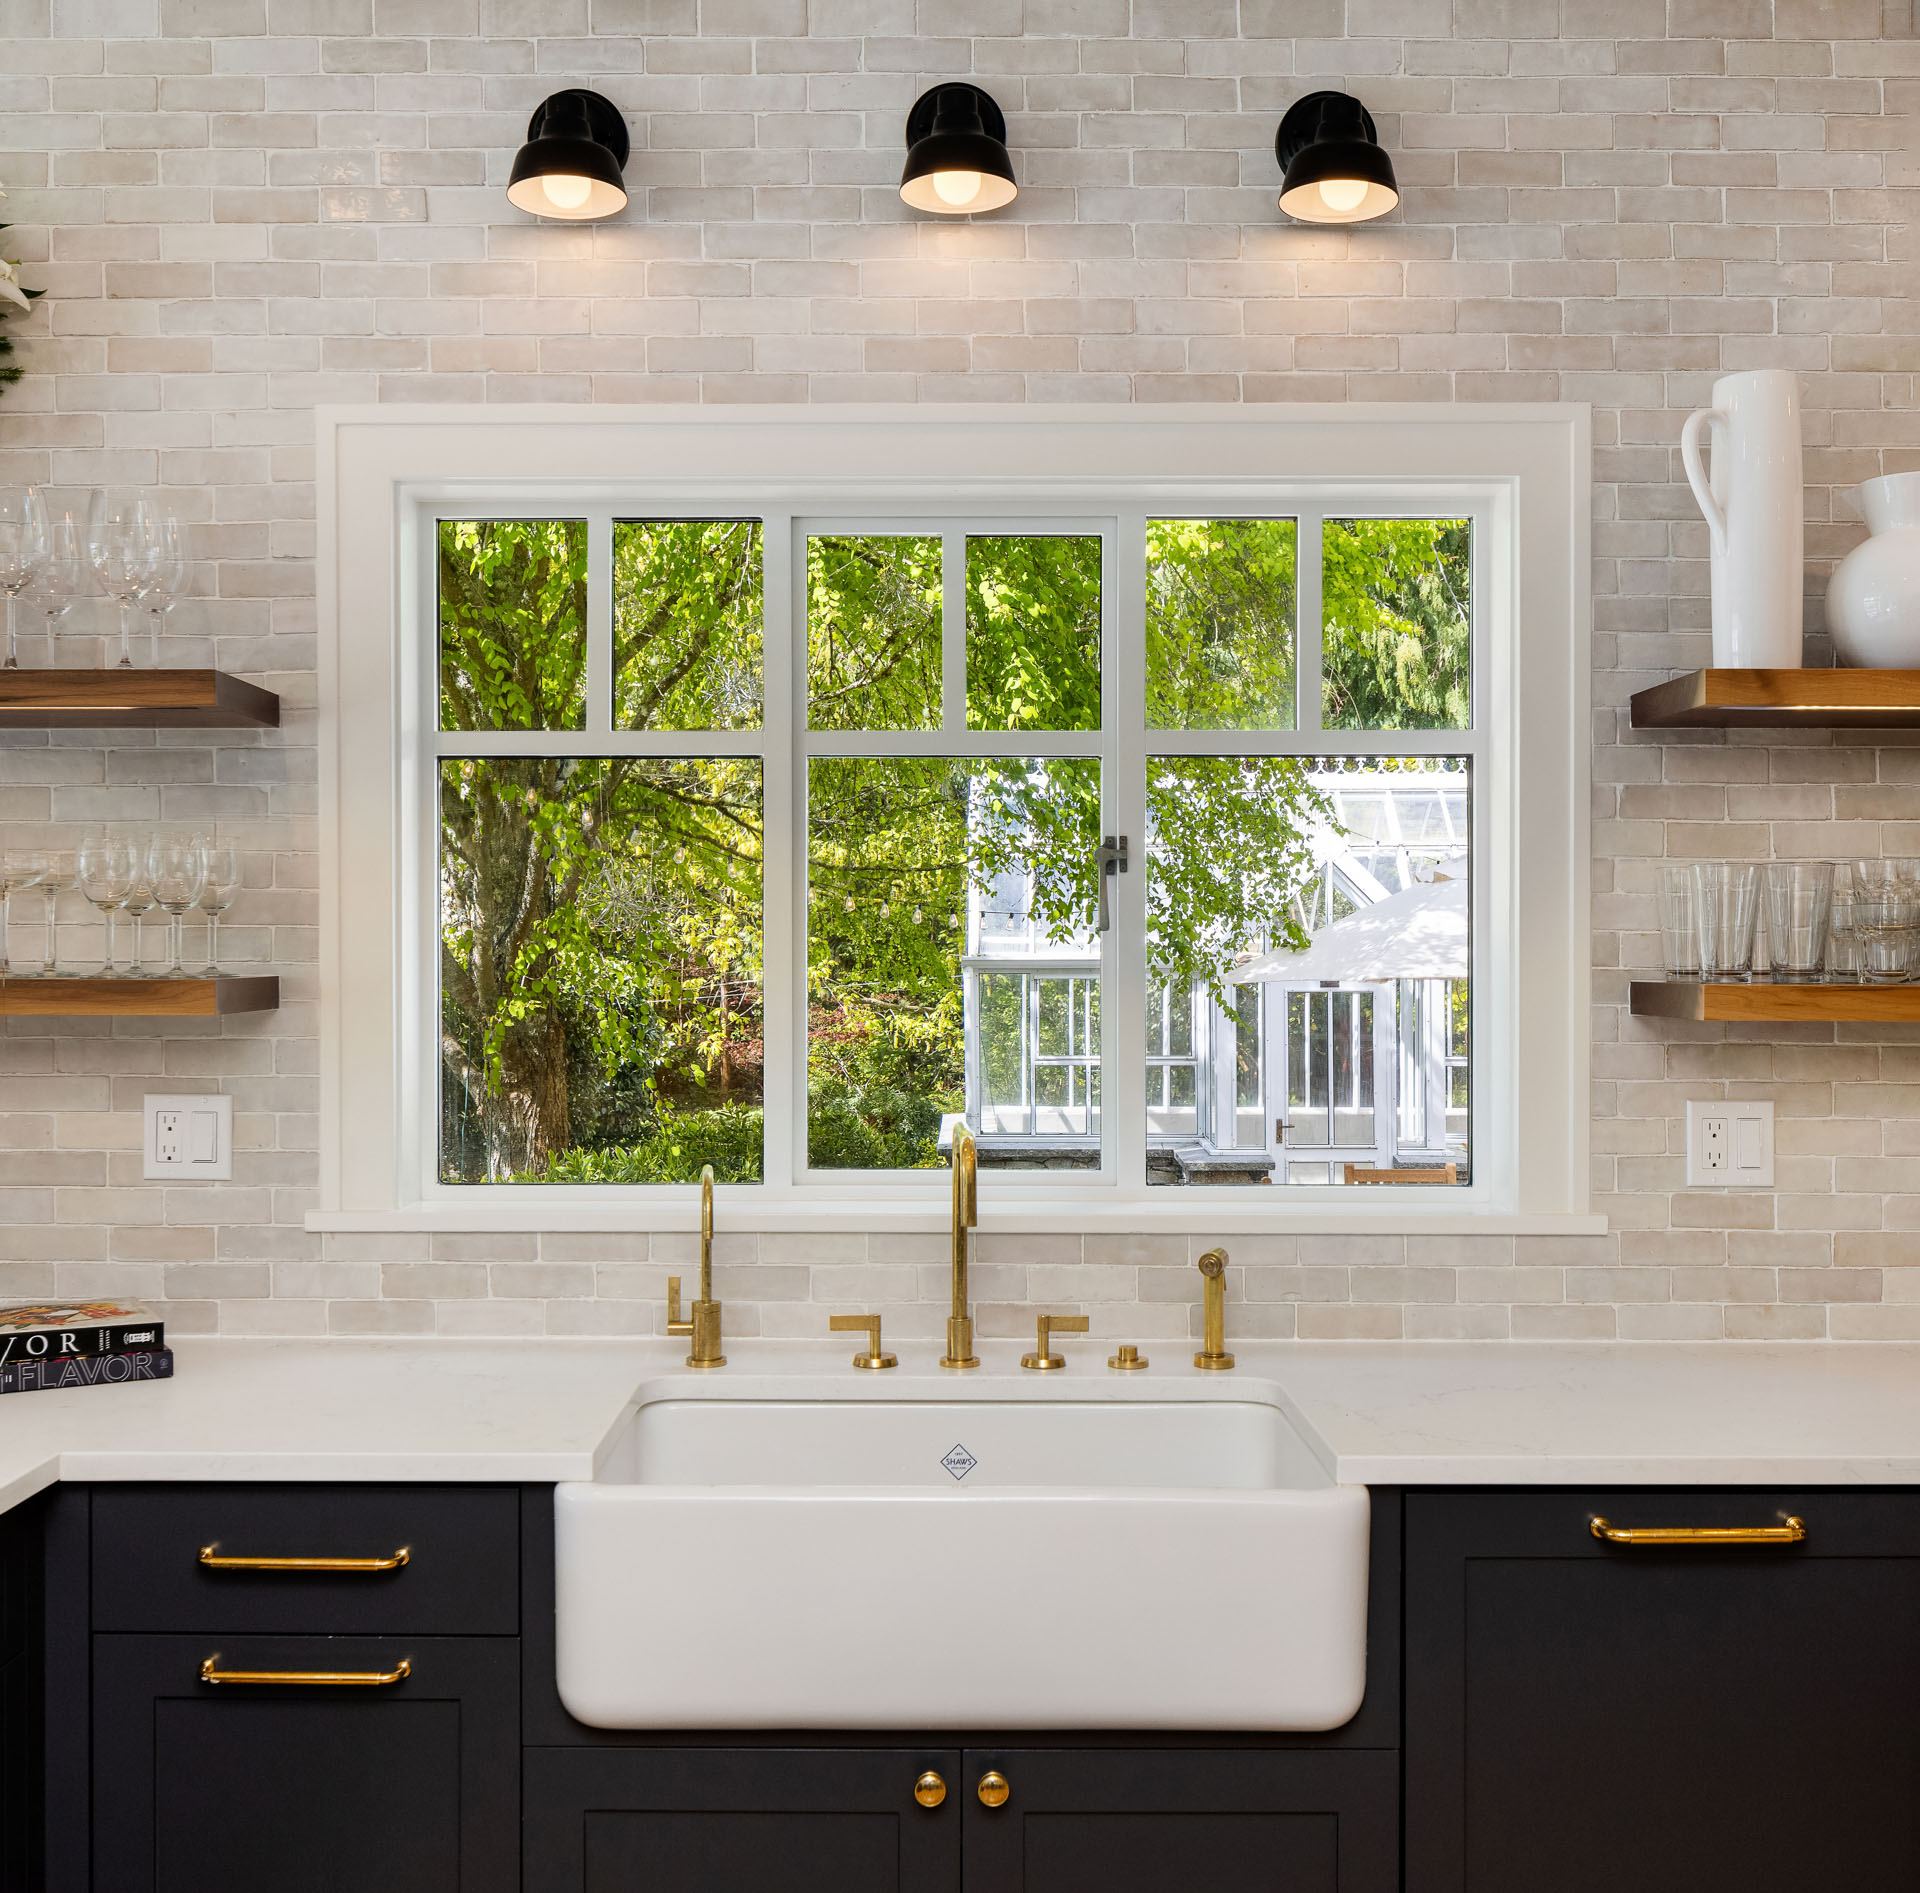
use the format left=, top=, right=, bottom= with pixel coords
left=507, top=88, right=630, bottom=221
left=900, top=83, right=1017, bottom=216
left=1275, top=91, right=1398, bottom=225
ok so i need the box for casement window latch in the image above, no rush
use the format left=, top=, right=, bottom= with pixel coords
left=1096, top=834, right=1130, bottom=934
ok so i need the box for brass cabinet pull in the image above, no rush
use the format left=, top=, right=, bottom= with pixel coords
left=913, top=1771, right=947, bottom=1809
left=1590, top=1515, right=1806, bottom=1547
left=199, top=1545, right=410, bottom=1572
left=976, top=1770, right=1011, bottom=1810
left=200, top=1656, right=411, bottom=1687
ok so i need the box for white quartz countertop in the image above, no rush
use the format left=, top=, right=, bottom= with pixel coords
left=8, top=1336, right=1920, bottom=1512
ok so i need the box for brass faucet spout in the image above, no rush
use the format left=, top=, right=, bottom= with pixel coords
left=700, top=1162, right=714, bottom=1304
left=676, top=1163, right=724, bottom=1370
left=941, top=1127, right=980, bottom=1369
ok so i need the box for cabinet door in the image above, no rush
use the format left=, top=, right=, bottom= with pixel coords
left=523, top=1747, right=962, bottom=1893
left=960, top=1749, right=1398, bottom=1893
left=93, top=1634, right=518, bottom=1893
left=1406, top=1488, right=1920, bottom=1893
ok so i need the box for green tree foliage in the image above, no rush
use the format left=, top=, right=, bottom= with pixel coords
left=965, top=535, right=1101, bottom=732
left=808, top=535, right=941, bottom=731
left=615, top=519, right=762, bottom=729
left=1146, top=519, right=1297, bottom=730
left=438, top=520, right=587, bottom=730
left=1321, top=519, right=1470, bottom=731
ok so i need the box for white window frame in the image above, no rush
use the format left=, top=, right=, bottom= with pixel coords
left=313, top=406, right=1595, bottom=1236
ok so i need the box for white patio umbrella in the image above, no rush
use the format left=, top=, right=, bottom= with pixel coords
left=1226, top=875, right=1467, bottom=986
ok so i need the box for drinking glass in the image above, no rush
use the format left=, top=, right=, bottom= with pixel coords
left=87, top=491, right=161, bottom=670
left=76, top=831, right=139, bottom=975
left=35, top=849, right=76, bottom=975
left=195, top=835, right=241, bottom=975
left=31, top=502, right=91, bottom=661
left=1851, top=860, right=1919, bottom=983
left=0, top=488, right=49, bottom=671
left=146, top=833, right=206, bottom=977
left=142, top=507, right=188, bottom=664
left=1657, top=863, right=1703, bottom=977
left=1763, top=863, right=1834, bottom=983
left=1696, top=863, right=1760, bottom=980
left=121, top=866, right=158, bottom=977
left=1826, top=864, right=1863, bottom=983
left=0, top=849, right=46, bottom=976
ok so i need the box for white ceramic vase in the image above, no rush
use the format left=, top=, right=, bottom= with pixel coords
left=1826, top=472, right=1920, bottom=669
left=1680, top=368, right=1805, bottom=669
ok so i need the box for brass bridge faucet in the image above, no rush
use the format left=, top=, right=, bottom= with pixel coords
left=666, top=1163, right=726, bottom=1369
left=1194, top=1247, right=1234, bottom=1371
left=941, top=1126, right=980, bottom=1369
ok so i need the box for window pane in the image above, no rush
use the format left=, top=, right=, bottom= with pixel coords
left=613, top=520, right=762, bottom=730
left=1146, top=519, right=1297, bottom=730
left=1235, top=982, right=1264, bottom=1148
left=807, top=534, right=942, bottom=732
left=809, top=755, right=1100, bottom=1170
left=1321, top=519, right=1470, bottom=731
left=438, top=520, right=586, bottom=732
left=966, top=534, right=1101, bottom=732
left=439, top=755, right=762, bottom=1185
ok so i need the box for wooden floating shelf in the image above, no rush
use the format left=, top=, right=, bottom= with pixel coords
left=1631, top=980, right=1920, bottom=1024
left=1630, top=668, right=1920, bottom=730
left=0, top=976, right=279, bottom=1017
left=0, top=668, right=280, bottom=730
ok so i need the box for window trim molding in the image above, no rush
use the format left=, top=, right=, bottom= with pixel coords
left=313, top=404, right=1596, bottom=1237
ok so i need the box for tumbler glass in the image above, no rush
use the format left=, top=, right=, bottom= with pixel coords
left=1851, top=860, right=1919, bottom=983
left=1763, top=863, right=1833, bottom=983
left=1696, top=863, right=1760, bottom=981
left=1826, top=864, right=1863, bottom=983
left=1658, top=862, right=1704, bottom=977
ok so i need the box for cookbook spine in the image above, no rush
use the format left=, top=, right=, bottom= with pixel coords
left=0, top=1349, right=174, bottom=1396
left=0, top=1322, right=165, bottom=1365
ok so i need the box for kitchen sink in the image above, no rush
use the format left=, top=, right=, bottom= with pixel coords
left=554, top=1378, right=1369, bottom=1731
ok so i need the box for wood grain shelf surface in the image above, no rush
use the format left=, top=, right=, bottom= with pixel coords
left=0, top=976, right=279, bottom=1016
left=1630, top=668, right=1920, bottom=730
left=0, top=669, right=280, bottom=730
left=1630, top=980, right=1920, bottom=1023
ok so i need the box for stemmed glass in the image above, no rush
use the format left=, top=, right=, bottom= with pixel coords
left=32, top=501, right=92, bottom=662
left=142, top=508, right=188, bottom=664
left=0, top=850, right=46, bottom=977
left=77, top=831, right=139, bottom=975
left=194, top=836, right=240, bottom=976
left=35, top=849, right=76, bottom=975
left=121, top=869, right=158, bottom=977
left=87, top=492, right=161, bottom=670
left=146, top=834, right=206, bottom=978
left=0, top=488, right=49, bottom=671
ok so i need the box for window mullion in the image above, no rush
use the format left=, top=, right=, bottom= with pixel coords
left=752, top=511, right=794, bottom=1196
left=1110, top=511, right=1147, bottom=1192
left=1296, top=508, right=1324, bottom=738
left=942, top=529, right=965, bottom=741
left=586, top=510, right=613, bottom=739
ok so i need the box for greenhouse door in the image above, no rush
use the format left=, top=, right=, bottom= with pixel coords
left=1276, top=985, right=1394, bottom=1184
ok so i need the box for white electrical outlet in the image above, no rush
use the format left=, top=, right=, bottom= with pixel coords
left=143, top=1094, right=232, bottom=1181
left=1686, top=1100, right=1773, bottom=1189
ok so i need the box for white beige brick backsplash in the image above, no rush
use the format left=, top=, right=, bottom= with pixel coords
left=6, top=3, right=1920, bottom=1337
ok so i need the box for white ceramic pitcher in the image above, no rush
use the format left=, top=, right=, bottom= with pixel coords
left=1680, top=368, right=1805, bottom=669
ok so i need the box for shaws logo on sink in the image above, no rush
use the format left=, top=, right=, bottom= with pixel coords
left=941, top=1443, right=978, bottom=1481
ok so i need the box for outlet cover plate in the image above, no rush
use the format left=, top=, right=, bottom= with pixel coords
left=1686, top=1100, right=1773, bottom=1189
left=143, top=1094, right=232, bottom=1181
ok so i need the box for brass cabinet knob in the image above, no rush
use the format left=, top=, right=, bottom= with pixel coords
left=913, top=1771, right=947, bottom=1809
left=976, top=1770, right=1011, bottom=1809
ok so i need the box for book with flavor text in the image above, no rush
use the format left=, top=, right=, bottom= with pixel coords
left=0, top=1299, right=165, bottom=1365
left=0, top=1348, right=174, bottom=1396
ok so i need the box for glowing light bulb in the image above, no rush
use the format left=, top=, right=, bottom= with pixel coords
left=1316, top=176, right=1369, bottom=214
left=932, top=168, right=983, bottom=208
left=541, top=173, right=593, bottom=212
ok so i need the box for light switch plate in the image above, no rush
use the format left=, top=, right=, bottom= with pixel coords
left=1685, top=1100, right=1773, bottom=1189
left=143, top=1093, right=232, bottom=1181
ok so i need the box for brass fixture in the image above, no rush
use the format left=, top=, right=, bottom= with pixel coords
left=666, top=1163, right=725, bottom=1369
left=941, top=1126, right=980, bottom=1369
left=829, top=1312, right=898, bottom=1370
left=976, top=1770, right=1011, bottom=1809
left=1194, top=1247, right=1235, bottom=1371
left=200, top=1656, right=411, bottom=1687
left=1021, top=1313, right=1088, bottom=1372
left=913, top=1771, right=948, bottom=1808
left=1591, top=1515, right=1807, bottom=1547
left=1108, top=1343, right=1147, bottom=1371
left=199, top=1546, right=409, bottom=1572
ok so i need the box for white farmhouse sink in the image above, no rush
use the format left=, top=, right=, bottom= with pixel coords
left=554, top=1383, right=1369, bottom=1731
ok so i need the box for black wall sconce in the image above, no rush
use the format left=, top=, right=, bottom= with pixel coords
left=507, top=89, right=630, bottom=221
left=899, top=83, right=1017, bottom=216
left=1276, top=91, right=1398, bottom=225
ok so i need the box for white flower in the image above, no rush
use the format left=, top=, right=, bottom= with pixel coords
left=0, top=259, right=29, bottom=314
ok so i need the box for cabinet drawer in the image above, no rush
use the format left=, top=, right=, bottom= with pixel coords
left=92, top=1485, right=518, bottom=1635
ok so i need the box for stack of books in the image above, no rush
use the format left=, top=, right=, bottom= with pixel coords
left=0, top=1299, right=173, bottom=1397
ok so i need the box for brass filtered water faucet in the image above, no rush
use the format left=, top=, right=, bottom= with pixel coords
left=941, top=1126, right=980, bottom=1369
left=666, top=1163, right=726, bottom=1369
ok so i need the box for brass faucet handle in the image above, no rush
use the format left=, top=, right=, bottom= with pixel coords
left=1020, top=1313, right=1089, bottom=1372
left=1197, top=1248, right=1228, bottom=1280
left=664, top=1276, right=693, bottom=1338
left=829, top=1312, right=897, bottom=1371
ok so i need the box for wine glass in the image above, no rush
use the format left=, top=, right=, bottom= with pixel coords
left=35, top=849, right=76, bottom=975
left=87, top=491, right=161, bottom=670
left=32, top=501, right=93, bottom=662
left=146, top=833, right=206, bottom=978
left=142, top=508, right=188, bottom=665
left=0, top=488, right=49, bottom=671
left=0, top=849, right=46, bottom=976
left=195, top=835, right=241, bottom=976
left=76, top=830, right=139, bottom=975
left=121, top=861, right=158, bottom=977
